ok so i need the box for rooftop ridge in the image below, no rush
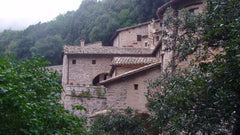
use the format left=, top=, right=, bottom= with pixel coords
left=63, top=45, right=153, bottom=56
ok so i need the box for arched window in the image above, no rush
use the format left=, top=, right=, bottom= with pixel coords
left=92, top=73, right=109, bottom=86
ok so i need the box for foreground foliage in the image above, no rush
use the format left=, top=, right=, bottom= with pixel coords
left=89, top=108, right=147, bottom=135
left=0, top=55, right=86, bottom=134
left=147, top=0, right=240, bottom=134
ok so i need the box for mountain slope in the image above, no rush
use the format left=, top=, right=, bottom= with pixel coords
left=0, top=0, right=166, bottom=65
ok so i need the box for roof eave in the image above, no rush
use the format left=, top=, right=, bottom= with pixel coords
left=64, top=53, right=153, bottom=57
left=100, top=62, right=161, bottom=85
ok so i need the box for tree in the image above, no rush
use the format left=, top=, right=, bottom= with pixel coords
left=0, top=0, right=167, bottom=64
left=0, top=55, right=87, bottom=134
left=89, top=108, right=147, bottom=135
left=146, top=0, right=240, bottom=134
left=30, top=34, right=64, bottom=65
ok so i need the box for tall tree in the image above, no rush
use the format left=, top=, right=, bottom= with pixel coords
left=146, top=0, right=240, bottom=134
left=0, top=55, right=87, bottom=134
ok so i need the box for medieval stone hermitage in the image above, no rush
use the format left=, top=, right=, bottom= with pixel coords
left=53, top=0, right=204, bottom=117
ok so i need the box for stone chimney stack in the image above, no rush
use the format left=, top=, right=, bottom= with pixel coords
left=80, top=39, right=85, bottom=47
left=152, top=18, right=156, bottom=28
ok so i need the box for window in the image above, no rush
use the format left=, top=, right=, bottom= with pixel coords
left=160, top=23, right=163, bottom=27
left=137, top=35, right=142, bottom=41
left=189, top=8, right=195, bottom=14
left=156, top=36, right=160, bottom=41
left=72, top=60, right=76, bottom=64
left=134, top=84, right=138, bottom=90
left=145, top=42, right=148, bottom=47
left=92, top=60, right=96, bottom=64
left=104, top=74, right=107, bottom=80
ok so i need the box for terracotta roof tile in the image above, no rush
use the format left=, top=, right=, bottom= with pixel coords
left=63, top=46, right=153, bottom=55
left=112, top=57, right=160, bottom=66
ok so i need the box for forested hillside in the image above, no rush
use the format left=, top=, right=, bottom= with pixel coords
left=0, top=0, right=167, bottom=65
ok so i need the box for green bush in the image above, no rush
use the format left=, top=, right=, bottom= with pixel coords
left=0, top=55, right=87, bottom=134
left=89, top=108, right=147, bottom=135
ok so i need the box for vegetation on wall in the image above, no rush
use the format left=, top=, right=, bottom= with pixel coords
left=0, top=0, right=167, bottom=65
left=146, top=0, right=240, bottom=134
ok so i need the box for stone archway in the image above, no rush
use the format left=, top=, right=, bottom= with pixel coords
left=92, top=73, right=108, bottom=86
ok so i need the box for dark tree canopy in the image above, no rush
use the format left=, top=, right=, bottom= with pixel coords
left=146, top=0, right=240, bottom=134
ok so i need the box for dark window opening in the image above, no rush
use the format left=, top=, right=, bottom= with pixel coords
left=145, top=42, right=148, bottom=47
left=156, top=36, right=160, bottom=41
left=92, top=73, right=108, bottom=86
left=93, top=75, right=100, bottom=86
left=160, top=23, right=163, bottom=27
left=72, top=60, right=76, bottom=64
left=137, top=35, right=142, bottom=41
left=134, top=84, right=138, bottom=90
left=92, top=60, right=96, bottom=64
left=104, top=74, right=107, bottom=80
left=189, top=8, right=198, bottom=14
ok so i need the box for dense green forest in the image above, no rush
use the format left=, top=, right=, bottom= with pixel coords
left=0, top=0, right=167, bottom=65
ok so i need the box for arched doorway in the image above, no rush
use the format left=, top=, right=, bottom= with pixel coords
left=92, top=73, right=109, bottom=86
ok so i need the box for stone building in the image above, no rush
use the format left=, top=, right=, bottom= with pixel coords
left=112, top=19, right=162, bottom=49
left=61, top=0, right=205, bottom=116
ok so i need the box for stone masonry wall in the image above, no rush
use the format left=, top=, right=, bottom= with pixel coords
left=67, top=55, right=113, bottom=86
left=158, top=2, right=205, bottom=71
left=114, top=65, right=143, bottom=76
left=105, top=66, right=161, bottom=112
left=62, top=85, right=107, bottom=117
left=113, top=25, right=148, bottom=48
left=113, top=21, right=162, bottom=49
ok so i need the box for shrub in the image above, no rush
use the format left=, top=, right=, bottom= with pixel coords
left=89, top=109, right=147, bottom=135
left=0, top=56, right=87, bottom=134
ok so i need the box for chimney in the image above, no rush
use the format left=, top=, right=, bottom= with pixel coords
left=152, top=18, right=156, bottom=28
left=80, top=39, right=85, bottom=47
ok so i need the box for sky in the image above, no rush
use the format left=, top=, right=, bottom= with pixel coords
left=0, top=0, right=83, bottom=32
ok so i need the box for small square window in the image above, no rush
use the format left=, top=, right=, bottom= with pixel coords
left=72, top=60, right=76, bottom=64
left=92, top=60, right=96, bottom=64
left=134, top=84, right=138, bottom=90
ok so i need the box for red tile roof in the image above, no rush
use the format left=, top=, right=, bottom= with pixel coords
left=112, top=57, right=160, bottom=66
